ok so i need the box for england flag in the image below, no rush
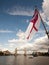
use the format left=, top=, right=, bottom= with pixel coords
left=25, top=9, right=41, bottom=41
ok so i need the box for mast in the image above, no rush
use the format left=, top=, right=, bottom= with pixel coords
left=38, top=11, right=49, bottom=39
left=35, top=7, right=49, bottom=39
left=39, top=13, right=49, bottom=39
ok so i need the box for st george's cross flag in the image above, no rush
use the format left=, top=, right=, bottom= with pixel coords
left=25, top=9, right=41, bottom=40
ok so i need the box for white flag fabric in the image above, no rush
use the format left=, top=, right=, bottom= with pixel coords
left=25, top=9, right=41, bottom=41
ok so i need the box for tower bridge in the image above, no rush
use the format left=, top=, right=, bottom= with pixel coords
left=15, top=48, right=37, bottom=56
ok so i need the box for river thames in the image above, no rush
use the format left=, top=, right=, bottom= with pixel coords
left=0, top=55, right=49, bottom=65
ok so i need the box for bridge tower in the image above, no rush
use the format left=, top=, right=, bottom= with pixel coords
left=24, top=48, right=27, bottom=56
left=15, top=48, right=17, bottom=56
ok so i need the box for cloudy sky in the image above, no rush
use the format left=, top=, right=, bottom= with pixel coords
left=0, top=0, right=49, bottom=53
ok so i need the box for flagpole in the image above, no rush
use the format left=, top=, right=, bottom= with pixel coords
left=39, top=11, right=49, bottom=39
left=35, top=7, right=49, bottom=39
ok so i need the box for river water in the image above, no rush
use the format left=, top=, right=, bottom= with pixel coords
left=0, top=55, right=49, bottom=65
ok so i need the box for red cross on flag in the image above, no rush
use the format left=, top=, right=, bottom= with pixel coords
left=25, top=9, right=41, bottom=40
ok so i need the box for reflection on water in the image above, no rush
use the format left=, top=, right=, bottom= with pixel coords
left=0, top=55, right=49, bottom=65
left=0, top=55, right=33, bottom=65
